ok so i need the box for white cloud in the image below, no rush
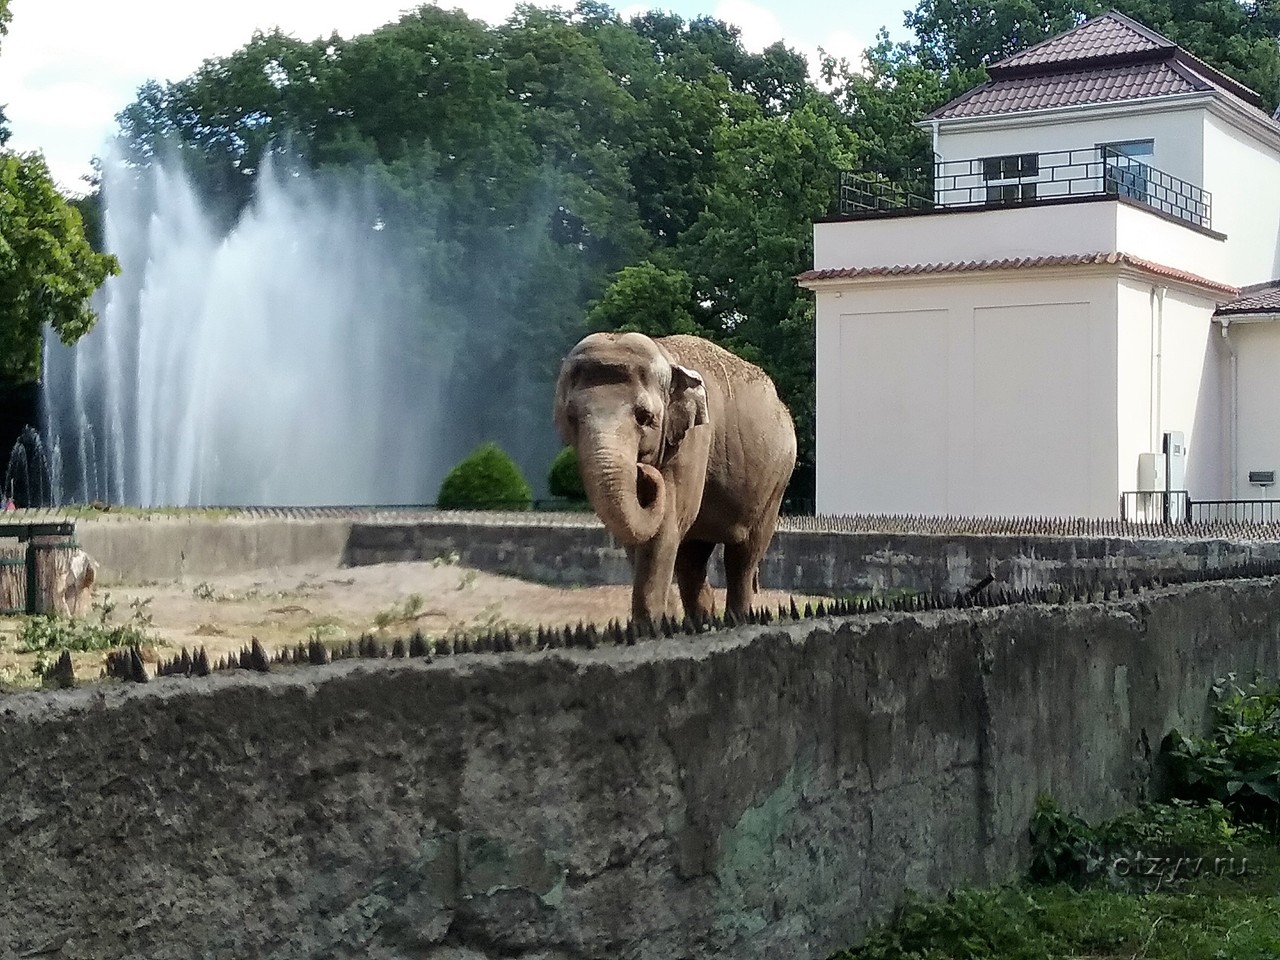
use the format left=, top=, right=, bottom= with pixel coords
left=713, top=0, right=782, bottom=52
left=0, top=0, right=525, bottom=193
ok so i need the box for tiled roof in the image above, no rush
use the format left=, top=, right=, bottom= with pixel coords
left=926, top=10, right=1266, bottom=121
left=992, top=12, right=1169, bottom=71
left=795, top=252, right=1239, bottom=297
left=932, top=61, right=1205, bottom=119
left=1216, top=282, right=1280, bottom=315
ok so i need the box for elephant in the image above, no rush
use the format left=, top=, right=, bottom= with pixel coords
left=553, top=331, right=797, bottom=624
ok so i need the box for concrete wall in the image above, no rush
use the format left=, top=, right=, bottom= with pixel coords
left=935, top=100, right=1207, bottom=197
left=1202, top=110, right=1280, bottom=286
left=1115, top=280, right=1223, bottom=501
left=1223, top=320, right=1280, bottom=502
left=812, top=195, right=1226, bottom=278
left=74, top=516, right=354, bottom=583
left=342, top=519, right=1280, bottom=599
left=2, top=578, right=1278, bottom=960
left=812, top=272, right=1120, bottom=517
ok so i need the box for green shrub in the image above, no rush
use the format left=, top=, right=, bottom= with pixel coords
left=436, top=442, right=532, bottom=510
left=1166, top=672, right=1280, bottom=824
left=17, top=594, right=158, bottom=654
left=547, top=446, right=587, bottom=501
left=1028, top=794, right=1261, bottom=887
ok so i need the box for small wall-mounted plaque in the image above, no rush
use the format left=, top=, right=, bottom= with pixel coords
left=1248, top=470, right=1276, bottom=486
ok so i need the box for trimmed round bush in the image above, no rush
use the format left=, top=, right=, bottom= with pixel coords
left=436, top=442, right=533, bottom=510
left=548, top=446, right=587, bottom=502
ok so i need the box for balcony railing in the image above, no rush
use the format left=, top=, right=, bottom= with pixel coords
left=838, top=147, right=1213, bottom=230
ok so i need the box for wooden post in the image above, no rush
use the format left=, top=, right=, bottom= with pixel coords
left=26, top=536, right=77, bottom=616
left=0, top=547, right=24, bottom=615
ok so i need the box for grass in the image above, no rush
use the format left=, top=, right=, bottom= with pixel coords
left=832, top=798, right=1280, bottom=960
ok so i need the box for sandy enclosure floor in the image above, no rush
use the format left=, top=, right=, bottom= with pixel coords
left=0, top=559, right=826, bottom=682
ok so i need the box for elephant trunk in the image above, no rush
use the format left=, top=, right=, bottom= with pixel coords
left=578, top=427, right=665, bottom=546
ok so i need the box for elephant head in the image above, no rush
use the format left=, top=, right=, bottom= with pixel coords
left=554, top=332, right=709, bottom=545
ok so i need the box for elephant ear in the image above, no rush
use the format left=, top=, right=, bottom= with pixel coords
left=664, top=364, right=709, bottom=454
left=552, top=358, right=576, bottom=445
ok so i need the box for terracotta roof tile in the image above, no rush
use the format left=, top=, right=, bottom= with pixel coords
left=795, top=252, right=1238, bottom=297
left=991, top=12, right=1168, bottom=71
left=1216, top=283, right=1280, bottom=315
left=931, top=61, right=1202, bottom=119
left=925, top=10, right=1267, bottom=120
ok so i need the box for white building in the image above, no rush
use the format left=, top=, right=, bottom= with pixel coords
left=800, top=11, right=1280, bottom=520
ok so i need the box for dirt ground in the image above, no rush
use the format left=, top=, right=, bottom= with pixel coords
left=0, top=559, right=825, bottom=683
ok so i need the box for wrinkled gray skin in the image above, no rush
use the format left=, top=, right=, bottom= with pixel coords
left=554, top=332, right=797, bottom=623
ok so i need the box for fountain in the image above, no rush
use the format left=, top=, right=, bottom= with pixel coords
left=41, top=148, right=456, bottom=507
left=3, top=425, right=54, bottom=508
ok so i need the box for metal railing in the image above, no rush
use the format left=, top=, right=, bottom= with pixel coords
left=1119, top=492, right=1280, bottom=526
left=838, top=147, right=1212, bottom=230
left=1190, top=499, right=1280, bottom=524
left=1119, top=490, right=1192, bottom=524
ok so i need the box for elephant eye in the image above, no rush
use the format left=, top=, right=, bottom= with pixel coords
left=634, top=405, right=657, bottom=428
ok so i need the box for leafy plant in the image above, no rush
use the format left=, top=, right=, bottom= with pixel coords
left=1029, top=794, right=1261, bottom=888
left=1028, top=795, right=1101, bottom=885
left=1166, top=672, right=1280, bottom=824
left=17, top=593, right=159, bottom=653
left=547, top=446, right=586, bottom=502
left=372, top=593, right=427, bottom=630
left=436, top=442, right=533, bottom=511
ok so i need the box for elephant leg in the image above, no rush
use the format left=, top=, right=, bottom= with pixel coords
left=629, top=519, right=681, bottom=625
left=722, top=541, right=759, bottom=621
left=675, top=540, right=716, bottom=623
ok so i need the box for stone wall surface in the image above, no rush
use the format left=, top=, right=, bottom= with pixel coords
left=75, top=517, right=354, bottom=583
left=1, top=578, right=1278, bottom=960
left=343, top=518, right=1280, bottom=597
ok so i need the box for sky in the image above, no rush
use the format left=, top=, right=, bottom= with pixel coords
left=0, top=0, right=912, bottom=195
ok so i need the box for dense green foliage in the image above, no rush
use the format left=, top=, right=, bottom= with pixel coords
left=1029, top=794, right=1261, bottom=885
left=0, top=0, right=119, bottom=382
left=104, top=0, right=1280, bottom=496
left=834, top=795, right=1280, bottom=960
left=547, top=446, right=586, bottom=501
left=1166, top=672, right=1280, bottom=823
left=437, top=442, right=533, bottom=509
left=0, top=153, right=121, bottom=381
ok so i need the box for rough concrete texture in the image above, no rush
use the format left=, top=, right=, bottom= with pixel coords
left=75, top=516, right=354, bottom=584
left=344, top=518, right=1280, bottom=598
left=2, top=578, right=1278, bottom=959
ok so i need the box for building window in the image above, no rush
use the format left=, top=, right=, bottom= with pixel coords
left=1100, top=139, right=1153, bottom=203
left=982, top=152, right=1038, bottom=203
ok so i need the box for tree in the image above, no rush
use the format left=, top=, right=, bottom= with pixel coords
left=0, top=153, right=120, bottom=381
left=0, top=0, right=9, bottom=143
left=587, top=261, right=710, bottom=338
left=0, top=0, right=119, bottom=383
left=680, top=100, right=860, bottom=490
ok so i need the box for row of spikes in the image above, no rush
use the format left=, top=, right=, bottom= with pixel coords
left=103, top=559, right=1280, bottom=685
left=781, top=513, right=1280, bottom=541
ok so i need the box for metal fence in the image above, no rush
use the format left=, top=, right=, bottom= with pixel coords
left=1189, top=499, right=1280, bottom=524
left=1119, top=492, right=1280, bottom=526
left=1119, top=490, right=1192, bottom=524
left=838, top=146, right=1212, bottom=230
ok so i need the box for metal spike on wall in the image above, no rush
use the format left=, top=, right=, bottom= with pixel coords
left=128, top=646, right=148, bottom=683
left=46, top=650, right=75, bottom=689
